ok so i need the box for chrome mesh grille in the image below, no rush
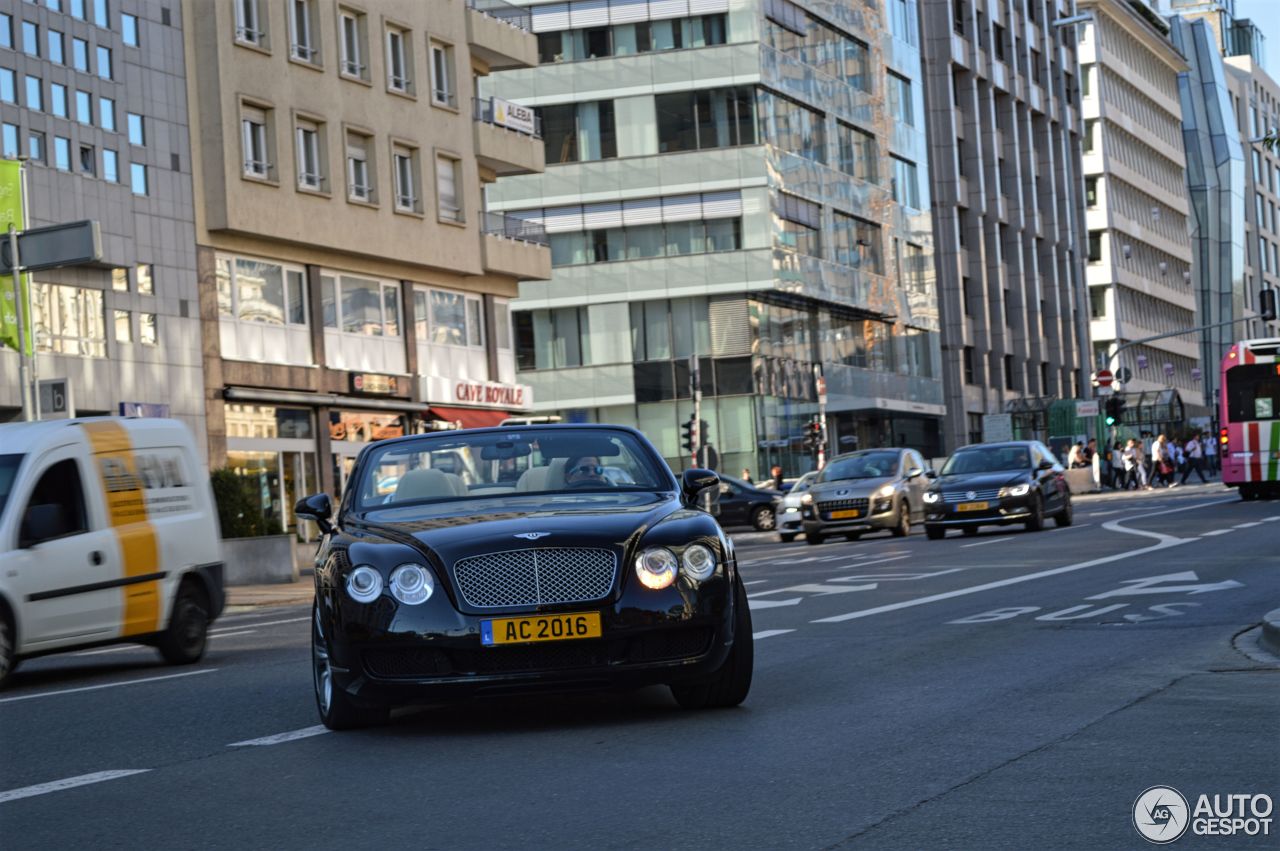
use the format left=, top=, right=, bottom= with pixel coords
left=816, top=498, right=869, bottom=514
left=942, top=488, right=1001, bottom=502
left=452, top=548, right=617, bottom=608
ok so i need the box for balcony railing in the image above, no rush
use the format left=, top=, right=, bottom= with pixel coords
left=482, top=212, right=548, bottom=246
left=473, top=97, right=542, bottom=138
left=467, top=0, right=532, bottom=32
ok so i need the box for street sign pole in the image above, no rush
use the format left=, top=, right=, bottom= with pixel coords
left=815, top=365, right=827, bottom=471
left=690, top=354, right=701, bottom=469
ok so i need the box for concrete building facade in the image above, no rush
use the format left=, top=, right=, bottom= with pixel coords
left=918, top=0, right=1090, bottom=450
left=487, top=0, right=945, bottom=476
left=183, top=0, right=549, bottom=535
left=1078, top=0, right=1203, bottom=413
left=0, top=0, right=205, bottom=451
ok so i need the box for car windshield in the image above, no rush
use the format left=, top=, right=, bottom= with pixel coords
left=354, top=429, right=669, bottom=511
left=791, top=472, right=818, bottom=493
left=941, top=446, right=1031, bottom=475
left=0, top=454, right=22, bottom=521
left=820, top=452, right=900, bottom=482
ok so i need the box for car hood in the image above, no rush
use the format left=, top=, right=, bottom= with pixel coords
left=353, top=492, right=682, bottom=565
left=932, top=471, right=1028, bottom=491
left=809, top=476, right=896, bottom=500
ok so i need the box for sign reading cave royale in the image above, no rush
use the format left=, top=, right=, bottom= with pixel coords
left=421, top=375, right=534, bottom=411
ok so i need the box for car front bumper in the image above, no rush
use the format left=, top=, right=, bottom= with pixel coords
left=925, top=495, right=1033, bottom=526
left=778, top=507, right=803, bottom=531
left=801, top=499, right=897, bottom=535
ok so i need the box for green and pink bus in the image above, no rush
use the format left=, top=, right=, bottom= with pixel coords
left=1220, top=338, right=1280, bottom=500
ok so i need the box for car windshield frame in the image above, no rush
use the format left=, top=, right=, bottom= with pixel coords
left=941, top=446, right=1032, bottom=476
left=819, top=451, right=902, bottom=482
left=0, top=453, right=22, bottom=522
left=350, top=428, right=675, bottom=513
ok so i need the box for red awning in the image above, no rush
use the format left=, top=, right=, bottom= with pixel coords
left=429, top=406, right=513, bottom=430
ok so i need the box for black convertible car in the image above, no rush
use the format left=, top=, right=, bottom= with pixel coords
left=297, top=425, right=753, bottom=729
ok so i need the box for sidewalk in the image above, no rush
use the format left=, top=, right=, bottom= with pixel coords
left=226, top=573, right=315, bottom=611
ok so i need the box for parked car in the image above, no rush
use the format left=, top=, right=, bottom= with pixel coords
left=799, top=449, right=932, bottom=544
left=714, top=476, right=781, bottom=531
left=923, top=440, right=1072, bottom=539
left=298, top=424, right=752, bottom=729
left=775, top=471, right=819, bottom=542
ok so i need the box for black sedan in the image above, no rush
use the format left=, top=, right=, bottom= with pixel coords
left=923, top=440, right=1073, bottom=539
left=296, top=425, right=753, bottom=730
left=714, top=475, right=781, bottom=531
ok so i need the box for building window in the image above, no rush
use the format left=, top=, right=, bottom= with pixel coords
left=137, top=263, right=153, bottom=294
left=295, top=119, right=324, bottom=190
left=758, top=91, right=826, bottom=163
left=28, top=131, right=43, bottom=163
left=22, top=20, right=38, bottom=57
left=1088, top=230, right=1102, bottom=263
left=536, top=14, right=727, bottom=64
left=993, top=22, right=1005, bottom=61
left=79, top=143, right=95, bottom=174
left=0, top=70, right=13, bottom=105
left=130, top=162, right=147, bottom=195
left=50, top=83, right=67, bottom=118
left=1085, top=177, right=1098, bottom=207
left=962, top=276, right=974, bottom=317
left=1090, top=287, right=1106, bottom=318
left=54, top=136, right=71, bottom=170
left=112, top=268, right=128, bottom=291
left=102, top=148, right=118, bottom=182
left=415, top=289, right=484, bottom=347
left=1030, top=49, right=1041, bottom=85
left=32, top=283, right=106, bottom=357
left=127, top=112, right=144, bottom=146
left=139, top=312, right=157, bottom=346
left=235, top=0, right=266, bottom=47
left=320, top=274, right=399, bottom=337
left=386, top=25, right=413, bottom=94
left=100, top=96, right=115, bottom=132
left=93, top=0, right=107, bottom=27
left=963, top=346, right=975, bottom=384
left=241, top=104, right=273, bottom=179
left=75, top=89, right=91, bottom=124
left=48, top=28, right=63, bottom=63
left=430, top=41, right=453, bottom=106
left=70, top=0, right=85, bottom=19
left=654, top=87, right=755, bottom=154
left=540, top=100, right=618, bottom=164
left=218, top=255, right=308, bottom=327
left=25, top=75, right=42, bottom=111
left=891, top=0, right=917, bottom=46
left=891, top=156, right=920, bottom=209
left=548, top=217, right=741, bottom=266
left=435, top=154, right=461, bottom=222
left=515, top=307, right=591, bottom=370
left=290, top=0, right=317, bottom=62
left=0, top=14, right=10, bottom=50
left=122, top=12, right=138, bottom=47
left=72, top=37, right=89, bottom=71
left=345, top=130, right=373, bottom=202
left=887, top=71, right=914, bottom=126
left=339, top=8, right=368, bottom=80
left=1004, top=354, right=1015, bottom=390
left=836, top=123, right=877, bottom=183
left=773, top=193, right=821, bottom=258
left=832, top=211, right=882, bottom=273
left=96, top=46, right=111, bottom=79
left=392, top=144, right=420, bottom=212
left=1, top=123, right=17, bottom=158
left=114, top=308, right=131, bottom=342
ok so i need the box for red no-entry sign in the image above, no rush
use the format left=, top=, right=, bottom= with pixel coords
left=1094, top=369, right=1114, bottom=388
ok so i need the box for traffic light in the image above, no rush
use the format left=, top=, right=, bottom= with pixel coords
left=699, top=419, right=709, bottom=445
left=681, top=417, right=697, bottom=453
left=802, top=419, right=824, bottom=451
left=1261, top=287, right=1277, bottom=322
left=1104, top=395, right=1126, bottom=427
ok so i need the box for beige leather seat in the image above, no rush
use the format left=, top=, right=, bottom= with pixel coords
left=515, top=458, right=567, bottom=492
left=394, top=469, right=458, bottom=501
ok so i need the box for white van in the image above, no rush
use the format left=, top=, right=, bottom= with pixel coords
left=0, top=417, right=224, bottom=687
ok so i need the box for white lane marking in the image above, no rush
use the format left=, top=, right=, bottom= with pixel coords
left=773, top=583, right=877, bottom=596
left=833, top=569, right=964, bottom=582
left=812, top=497, right=1234, bottom=624
left=210, top=616, right=308, bottom=633
left=0, top=668, right=218, bottom=705
left=742, top=580, right=769, bottom=586
left=209, top=630, right=257, bottom=639
left=74, top=644, right=149, bottom=657
left=1234, top=522, right=1262, bottom=529
left=1086, top=510, right=1122, bottom=517
left=752, top=630, right=794, bottom=640
left=0, top=770, right=152, bottom=804
left=1264, top=516, right=1280, bottom=522
left=831, top=554, right=911, bottom=570
left=1201, top=529, right=1232, bottom=537
left=961, top=536, right=1016, bottom=548
left=229, top=725, right=330, bottom=747
left=748, top=597, right=801, bottom=610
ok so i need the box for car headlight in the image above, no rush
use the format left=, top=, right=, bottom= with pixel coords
left=346, top=565, right=383, bottom=603
left=389, top=564, right=434, bottom=605
left=680, top=544, right=716, bottom=581
left=874, top=484, right=895, bottom=499
left=635, top=547, right=678, bottom=590
left=923, top=491, right=940, bottom=504
left=800, top=493, right=814, bottom=505
left=999, top=483, right=1031, bottom=497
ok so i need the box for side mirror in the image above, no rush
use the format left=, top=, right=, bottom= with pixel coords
left=924, top=469, right=938, bottom=480
left=1037, top=460, right=1055, bottom=471
left=683, top=468, right=720, bottom=502
left=294, top=493, right=334, bottom=534
left=906, top=467, right=924, bottom=479
left=19, top=503, right=68, bottom=548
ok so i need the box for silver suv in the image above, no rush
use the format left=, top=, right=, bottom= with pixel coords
left=800, top=449, right=932, bottom=544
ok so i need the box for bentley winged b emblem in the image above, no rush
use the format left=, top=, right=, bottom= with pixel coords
left=514, top=532, right=551, bottom=541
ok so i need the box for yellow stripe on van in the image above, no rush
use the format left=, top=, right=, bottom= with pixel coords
left=81, top=420, right=162, bottom=637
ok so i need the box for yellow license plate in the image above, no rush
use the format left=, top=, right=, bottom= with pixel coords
left=956, top=501, right=989, bottom=512
left=481, top=612, right=601, bottom=646
left=829, top=508, right=861, bottom=519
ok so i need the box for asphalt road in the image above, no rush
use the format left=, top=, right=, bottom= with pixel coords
left=2, top=484, right=1278, bottom=850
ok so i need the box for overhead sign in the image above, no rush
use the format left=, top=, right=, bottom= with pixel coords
left=1094, top=369, right=1114, bottom=388
left=1075, top=401, right=1099, bottom=418
left=491, top=97, right=536, bottom=135
left=421, top=375, right=533, bottom=410
left=0, top=219, right=102, bottom=274
left=350, top=373, right=399, bottom=395
left=38, top=378, right=73, bottom=419
left=1116, top=366, right=1133, bottom=383
left=982, top=414, right=1014, bottom=442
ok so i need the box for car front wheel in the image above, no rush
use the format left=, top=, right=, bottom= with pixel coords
left=892, top=503, right=910, bottom=538
left=751, top=506, right=776, bottom=531
left=1024, top=494, right=1045, bottom=532
left=313, top=602, right=389, bottom=730
left=778, top=532, right=797, bottom=543
left=0, top=608, right=16, bottom=689
left=1054, top=495, right=1073, bottom=527
left=670, top=578, right=753, bottom=710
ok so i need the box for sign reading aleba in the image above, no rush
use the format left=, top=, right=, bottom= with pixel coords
left=350, top=373, right=399, bottom=395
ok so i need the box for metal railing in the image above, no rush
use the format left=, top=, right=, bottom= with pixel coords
left=466, top=0, right=532, bottom=32
left=473, top=97, right=542, bottom=138
left=481, top=211, right=549, bottom=246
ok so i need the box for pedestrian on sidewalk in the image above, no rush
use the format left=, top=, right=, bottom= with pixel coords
left=1180, top=432, right=1209, bottom=484
left=1067, top=442, right=1087, bottom=468
left=1151, top=434, right=1175, bottom=487
left=1109, top=441, right=1125, bottom=489
left=1123, top=439, right=1147, bottom=490
left=1204, top=433, right=1219, bottom=476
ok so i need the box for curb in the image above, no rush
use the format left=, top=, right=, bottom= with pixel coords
left=1261, top=608, right=1280, bottom=658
